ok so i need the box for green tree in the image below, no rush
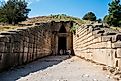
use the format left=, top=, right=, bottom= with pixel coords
left=0, top=0, right=31, bottom=24
left=103, top=15, right=112, bottom=25
left=104, top=0, right=121, bottom=26
left=82, top=12, right=96, bottom=21
left=97, top=18, right=102, bottom=23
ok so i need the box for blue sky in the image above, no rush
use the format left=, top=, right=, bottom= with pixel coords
left=2, top=0, right=112, bottom=19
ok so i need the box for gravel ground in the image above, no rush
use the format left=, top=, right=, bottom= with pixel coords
left=0, top=56, right=115, bottom=81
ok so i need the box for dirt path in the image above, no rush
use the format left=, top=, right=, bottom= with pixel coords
left=0, top=56, right=115, bottom=81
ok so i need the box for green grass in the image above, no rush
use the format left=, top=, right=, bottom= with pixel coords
left=0, top=15, right=87, bottom=32
left=22, top=14, right=85, bottom=25
left=110, top=26, right=121, bottom=32
left=0, top=25, right=18, bottom=31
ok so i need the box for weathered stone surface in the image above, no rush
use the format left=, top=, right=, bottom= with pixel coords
left=73, top=22, right=121, bottom=70
left=112, top=41, right=121, bottom=48
left=2, top=21, right=121, bottom=73
left=0, top=21, right=73, bottom=72
left=0, top=42, right=5, bottom=53
left=101, top=36, right=112, bottom=42
left=116, top=48, right=121, bottom=58
left=114, top=58, right=121, bottom=69
left=0, top=35, right=9, bottom=42
left=112, top=34, right=121, bottom=42
left=88, top=25, right=93, bottom=32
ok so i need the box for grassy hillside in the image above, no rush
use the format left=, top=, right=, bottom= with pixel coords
left=21, top=14, right=85, bottom=25
left=0, top=14, right=85, bottom=32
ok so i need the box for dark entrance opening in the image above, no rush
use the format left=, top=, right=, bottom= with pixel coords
left=59, top=25, right=67, bottom=33
left=58, top=37, right=67, bottom=55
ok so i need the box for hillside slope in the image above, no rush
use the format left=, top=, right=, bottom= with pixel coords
left=21, top=14, right=85, bottom=25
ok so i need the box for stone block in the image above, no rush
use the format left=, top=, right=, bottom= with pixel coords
left=24, top=47, right=28, bottom=53
left=0, top=42, right=12, bottom=53
left=13, top=53, right=19, bottom=66
left=112, top=41, right=121, bottom=48
left=114, top=58, right=121, bottom=69
left=18, top=53, right=23, bottom=65
left=0, top=35, right=10, bottom=42
left=0, top=53, right=4, bottom=71
left=88, top=26, right=93, bottom=32
left=13, top=42, right=21, bottom=53
left=1, top=53, right=11, bottom=69
left=5, top=42, right=12, bottom=53
left=95, top=33, right=102, bottom=38
left=0, top=42, right=5, bottom=53
left=23, top=42, right=28, bottom=47
left=23, top=53, right=28, bottom=63
left=106, top=41, right=112, bottom=48
left=19, top=42, right=24, bottom=52
left=112, top=34, right=121, bottom=42
left=28, top=47, right=33, bottom=53
left=92, top=49, right=114, bottom=66
left=27, top=53, right=32, bottom=62
left=7, top=31, right=21, bottom=42
left=116, top=48, right=121, bottom=58
left=101, top=36, right=112, bottom=42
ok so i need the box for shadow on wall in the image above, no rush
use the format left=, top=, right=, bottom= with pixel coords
left=0, top=55, right=70, bottom=81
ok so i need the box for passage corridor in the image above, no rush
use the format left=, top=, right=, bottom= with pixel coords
left=0, top=56, right=115, bottom=81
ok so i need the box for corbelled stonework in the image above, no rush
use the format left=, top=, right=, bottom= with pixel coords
left=0, top=21, right=73, bottom=72
left=1, top=20, right=121, bottom=72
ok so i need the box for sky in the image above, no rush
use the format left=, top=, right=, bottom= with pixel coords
left=2, top=0, right=112, bottom=19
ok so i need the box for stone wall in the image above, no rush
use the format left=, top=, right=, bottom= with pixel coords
left=0, top=22, right=52, bottom=72
left=73, top=23, right=121, bottom=69
left=2, top=20, right=121, bottom=72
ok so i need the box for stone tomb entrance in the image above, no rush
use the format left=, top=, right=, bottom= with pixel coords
left=58, top=37, right=67, bottom=53
left=51, top=21, right=73, bottom=55
left=58, top=25, right=67, bottom=54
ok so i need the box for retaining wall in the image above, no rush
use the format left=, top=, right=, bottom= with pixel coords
left=1, top=21, right=121, bottom=72
left=0, top=23, right=52, bottom=71
left=73, top=23, right=121, bottom=69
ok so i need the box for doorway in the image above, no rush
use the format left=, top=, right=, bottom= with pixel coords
left=58, top=37, right=67, bottom=55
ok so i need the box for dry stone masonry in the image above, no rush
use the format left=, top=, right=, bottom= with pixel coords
left=0, top=23, right=52, bottom=72
left=0, top=21, right=73, bottom=72
left=1, top=20, right=121, bottom=72
left=73, top=22, right=121, bottom=70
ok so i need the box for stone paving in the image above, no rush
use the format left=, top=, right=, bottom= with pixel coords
left=0, top=56, right=115, bottom=81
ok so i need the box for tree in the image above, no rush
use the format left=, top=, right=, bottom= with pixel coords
left=82, top=12, right=96, bottom=21
left=104, top=0, right=121, bottom=26
left=0, top=0, right=31, bottom=24
left=103, top=15, right=112, bottom=25
left=97, top=18, right=102, bottom=23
